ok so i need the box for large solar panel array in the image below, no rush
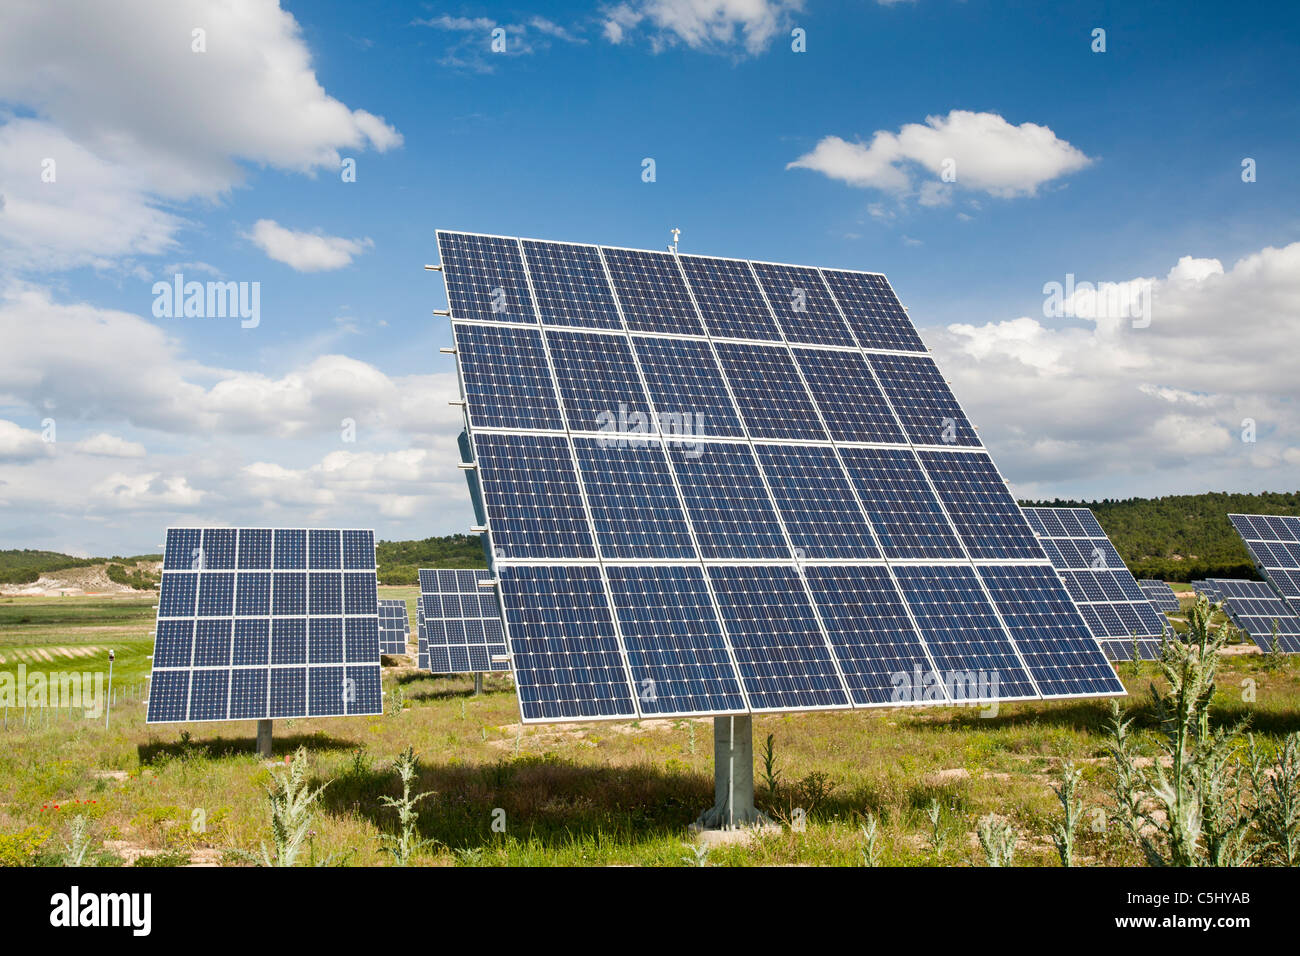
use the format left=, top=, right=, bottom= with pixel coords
left=146, top=528, right=384, bottom=722
left=1021, top=507, right=1169, bottom=662
left=378, top=599, right=410, bottom=656
left=1204, top=578, right=1300, bottom=653
left=1138, top=579, right=1181, bottom=613
left=437, top=230, right=1124, bottom=722
left=1228, top=514, right=1300, bottom=606
left=418, top=568, right=509, bottom=673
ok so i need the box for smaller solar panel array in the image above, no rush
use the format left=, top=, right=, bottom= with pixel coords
left=1138, top=579, right=1181, bottom=613
left=378, top=599, right=410, bottom=656
left=1204, top=578, right=1300, bottom=653
left=1023, top=507, right=1168, bottom=662
left=1228, top=514, right=1300, bottom=606
left=1192, top=580, right=1223, bottom=602
left=147, top=528, right=384, bottom=723
left=416, top=596, right=428, bottom=670
left=418, top=569, right=509, bottom=673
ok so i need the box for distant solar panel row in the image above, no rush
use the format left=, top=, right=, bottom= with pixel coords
left=1023, top=507, right=1169, bottom=643
left=1138, top=579, right=1181, bottom=613
left=147, top=529, right=383, bottom=723
left=416, top=596, right=428, bottom=670
left=1228, top=513, right=1300, bottom=605
left=1205, top=578, right=1300, bottom=653
left=418, top=569, right=508, bottom=673
left=437, top=231, right=1123, bottom=722
left=378, top=599, right=410, bottom=656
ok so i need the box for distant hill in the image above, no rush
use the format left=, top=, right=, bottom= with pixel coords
left=376, top=534, right=486, bottom=585
left=1020, top=491, right=1300, bottom=582
left=0, top=550, right=161, bottom=585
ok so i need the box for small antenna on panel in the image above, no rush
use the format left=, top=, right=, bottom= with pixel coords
left=668, top=228, right=681, bottom=253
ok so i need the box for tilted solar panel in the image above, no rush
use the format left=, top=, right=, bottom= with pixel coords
left=416, top=596, right=428, bottom=670
left=1205, top=578, right=1300, bottom=653
left=378, top=599, right=410, bottom=656
left=147, top=528, right=383, bottom=723
left=418, top=568, right=509, bottom=674
left=1228, top=513, right=1300, bottom=606
left=1138, top=579, right=1181, bottom=613
left=1024, top=507, right=1168, bottom=645
left=437, top=231, right=1124, bottom=723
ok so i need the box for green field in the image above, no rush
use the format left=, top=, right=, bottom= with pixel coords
left=1, top=590, right=1297, bottom=867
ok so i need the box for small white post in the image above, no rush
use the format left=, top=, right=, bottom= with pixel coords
left=105, top=650, right=115, bottom=730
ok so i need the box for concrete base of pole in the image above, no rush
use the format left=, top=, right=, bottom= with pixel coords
left=256, top=719, right=273, bottom=758
left=691, top=715, right=774, bottom=831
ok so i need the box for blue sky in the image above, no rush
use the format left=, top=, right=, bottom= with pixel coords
left=1, top=0, right=1298, bottom=556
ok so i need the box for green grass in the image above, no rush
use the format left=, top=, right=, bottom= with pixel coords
left=1, top=593, right=1297, bottom=866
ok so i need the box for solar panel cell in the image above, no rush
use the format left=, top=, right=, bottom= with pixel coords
left=437, top=232, right=537, bottom=323
left=679, top=256, right=782, bottom=341
left=750, top=262, right=856, bottom=346
left=521, top=239, right=623, bottom=329
left=820, top=270, right=926, bottom=352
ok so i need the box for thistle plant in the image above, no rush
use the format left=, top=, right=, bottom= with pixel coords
left=1247, top=733, right=1300, bottom=866
left=378, top=746, right=436, bottom=866
left=977, top=814, right=1017, bottom=867
left=1051, top=762, right=1084, bottom=867
left=859, top=813, right=881, bottom=867
left=926, top=799, right=947, bottom=858
left=681, top=842, right=710, bottom=867
left=60, top=815, right=94, bottom=867
left=1105, top=595, right=1250, bottom=866
left=254, top=746, right=331, bottom=867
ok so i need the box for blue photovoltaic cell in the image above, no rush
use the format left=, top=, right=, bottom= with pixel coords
left=309, top=530, right=341, bottom=569
left=977, top=565, right=1124, bottom=696
left=605, top=565, right=745, bottom=716
left=1138, top=580, right=1180, bottom=608
left=473, top=433, right=596, bottom=559
left=891, top=566, right=1037, bottom=700
left=437, top=232, right=536, bottom=323
left=1101, top=638, right=1163, bottom=662
left=147, top=528, right=383, bottom=723
left=868, top=353, right=981, bottom=447
left=1025, top=507, right=1167, bottom=641
left=164, top=528, right=202, bottom=570
left=1229, top=513, right=1300, bottom=603
left=601, top=247, right=705, bottom=336
left=794, top=348, right=906, bottom=443
left=713, top=342, right=827, bottom=441
left=307, top=666, right=346, bottom=717
left=237, top=528, right=272, bottom=569
left=416, top=597, right=428, bottom=670
left=273, top=529, right=306, bottom=569
left=545, top=330, right=653, bottom=434
left=667, top=442, right=789, bottom=559
left=820, top=270, right=926, bottom=353
left=454, top=324, right=564, bottom=430
left=803, top=566, right=943, bottom=705
left=919, top=451, right=1043, bottom=560
left=498, top=565, right=637, bottom=720
left=755, top=444, right=879, bottom=559
left=1206, top=578, right=1300, bottom=653
left=159, top=574, right=196, bottom=617
left=572, top=438, right=696, bottom=559
left=838, top=447, right=963, bottom=559
left=146, top=670, right=190, bottom=722
left=201, top=528, right=237, bottom=569
left=521, top=239, right=623, bottom=329
left=378, top=599, right=410, bottom=656
left=630, top=337, right=745, bottom=439
left=750, top=262, right=855, bottom=347
left=678, top=256, right=781, bottom=341
left=419, top=568, right=508, bottom=673
left=706, top=565, right=848, bottom=711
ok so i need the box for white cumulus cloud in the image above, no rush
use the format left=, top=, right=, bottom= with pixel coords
left=247, top=220, right=374, bottom=272
left=789, top=110, right=1093, bottom=203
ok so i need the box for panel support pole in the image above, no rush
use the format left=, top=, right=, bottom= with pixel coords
left=473, top=673, right=483, bottom=697
left=256, top=719, right=273, bottom=758
left=694, top=715, right=770, bottom=830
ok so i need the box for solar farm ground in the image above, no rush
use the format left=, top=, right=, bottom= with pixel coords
left=0, top=588, right=1295, bottom=867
